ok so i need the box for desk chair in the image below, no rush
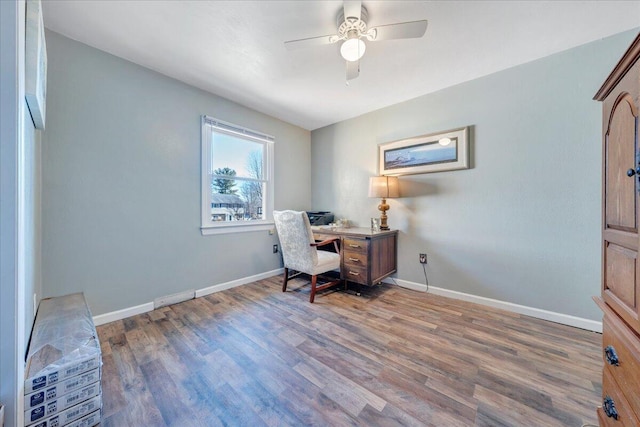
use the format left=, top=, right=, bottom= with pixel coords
left=273, top=210, right=342, bottom=303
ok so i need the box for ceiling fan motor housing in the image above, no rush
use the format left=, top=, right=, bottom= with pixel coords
left=337, top=6, right=368, bottom=38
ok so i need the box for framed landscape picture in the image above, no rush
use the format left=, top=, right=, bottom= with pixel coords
left=378, top=126, right=470, bottom=175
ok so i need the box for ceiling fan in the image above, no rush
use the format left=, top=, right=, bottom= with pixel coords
left=284, top=0, right=428, bottom=82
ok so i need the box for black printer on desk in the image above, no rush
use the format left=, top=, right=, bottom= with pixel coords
left=306, top=211, right=334, bottom=226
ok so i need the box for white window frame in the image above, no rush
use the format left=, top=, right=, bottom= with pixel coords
left=201, top=116, right=274, bottom=235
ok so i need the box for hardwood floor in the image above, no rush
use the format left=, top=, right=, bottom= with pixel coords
left=97, top=275, right=602, bottom=426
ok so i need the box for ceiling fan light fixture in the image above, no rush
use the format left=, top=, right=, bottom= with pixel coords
left=340, top=38, right=366, bottom=62
left=284, top=1, right=428, bottom=80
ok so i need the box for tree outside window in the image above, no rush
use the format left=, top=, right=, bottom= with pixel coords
left=212, top=167, right=238, bottom=194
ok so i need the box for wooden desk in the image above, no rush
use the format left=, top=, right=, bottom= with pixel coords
left=312, top=227, right=398, bottom=287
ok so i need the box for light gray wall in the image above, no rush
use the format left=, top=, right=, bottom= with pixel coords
left=42, top=31, right=311, bottom=316
left=311, top=29, right=638, bottom=322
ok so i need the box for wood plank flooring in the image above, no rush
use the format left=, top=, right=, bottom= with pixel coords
left=97, top=276, right=602, bottom=426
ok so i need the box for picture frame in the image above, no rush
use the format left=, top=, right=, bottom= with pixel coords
left=378, top=126, right=470, bottom=175
left=25, top=0, right=47, bottom=130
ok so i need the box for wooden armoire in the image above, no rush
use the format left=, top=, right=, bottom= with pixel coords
left=594, top=32, right=640, bottom=426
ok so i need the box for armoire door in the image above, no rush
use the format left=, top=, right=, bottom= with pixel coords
left=602, top=63, right=640, bottom=334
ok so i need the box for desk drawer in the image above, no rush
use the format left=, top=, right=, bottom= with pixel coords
left=344, top=237, right=367, bottom=253
left=344, top=265, right=368, bottom=284
left=344, top=251, right=367, bottom=267
left=603, top=312, right=640, bottom=417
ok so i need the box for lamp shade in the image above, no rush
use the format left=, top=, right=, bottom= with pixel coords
left=368, top=176, right=399, bottom=198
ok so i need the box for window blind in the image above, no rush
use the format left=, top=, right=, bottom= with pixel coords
left=203, top=116, right=274, bottom=143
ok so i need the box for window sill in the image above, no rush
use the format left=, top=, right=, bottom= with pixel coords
left=201, top=221, right=275, bottom=236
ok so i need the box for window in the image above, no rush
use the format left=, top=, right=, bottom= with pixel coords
left=201, top=116, right=274, bottom=235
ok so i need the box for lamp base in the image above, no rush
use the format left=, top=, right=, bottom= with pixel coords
left=379, top=215, right=390, bottom=230
left=379, top=198, right=390, bottom=230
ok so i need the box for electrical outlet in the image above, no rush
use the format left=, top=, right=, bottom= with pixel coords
left=273, top=244, right=279, bottom=253
left=419, top=253, right=427, bottom=264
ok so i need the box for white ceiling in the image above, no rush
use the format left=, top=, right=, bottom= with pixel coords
left=42, top=1, right=640, bottom=131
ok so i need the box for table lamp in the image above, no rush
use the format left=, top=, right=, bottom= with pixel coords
left=368, top=176, right=399, bottom=230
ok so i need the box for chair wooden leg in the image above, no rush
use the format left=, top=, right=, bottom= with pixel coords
left=310, top=275, right=317, bottom=303
left=282, top=268, right=289, bottom=292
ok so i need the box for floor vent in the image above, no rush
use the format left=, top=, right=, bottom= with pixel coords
left=153, top=290, right=195, bottom=309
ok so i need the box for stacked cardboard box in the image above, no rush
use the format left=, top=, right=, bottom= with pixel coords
left=24, top=293, right=102, bottom=427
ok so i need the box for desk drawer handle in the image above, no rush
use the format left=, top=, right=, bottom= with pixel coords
left=605, top=345, right=619, bottom=366
left=348, top=257, right=360, bottom=262
left=348, top=271, right=360, bottom=276
left=603, top=396, right=618, bottom=420
left=348, top=244, right=361, bottom=248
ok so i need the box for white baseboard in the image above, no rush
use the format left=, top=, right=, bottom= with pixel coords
left=93, top=269, right=601, bottom=333
left=93, top=268, right=284, bottom=326
left=93, top=302, right=154, bottom=326
left=389, top=278, right=602, bottom=333
left=195, top=268, right=284, bottom=298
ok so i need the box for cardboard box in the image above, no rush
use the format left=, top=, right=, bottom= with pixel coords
left=24, top=368, right=101, bottom=411
left=28, top=395, right=101, bottom=427
left=24, top=382, right=100, bottom=425
left=25, top=351, right=101, bottom=395
left=25, top=293, right=102, bottom=394
left=62, top=409, right=100, bottom=427
left=31, top=409, right=101, bottom=427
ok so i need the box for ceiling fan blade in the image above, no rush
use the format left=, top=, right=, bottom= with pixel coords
left=346, top=60, right=360, bottom=81
left=343, top=0, right=362, bottom=21
left=368, top=20, right=428, bottom=41
left=284, top=34, right=339, bottom=50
